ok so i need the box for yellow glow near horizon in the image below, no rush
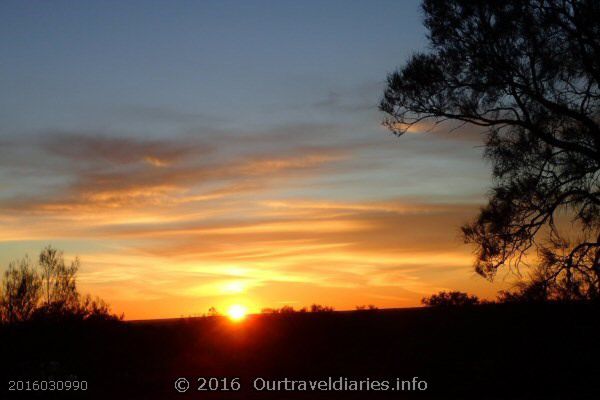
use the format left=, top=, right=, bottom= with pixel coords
left=227, top=304, right=248, bottom=321
left=0, top=192, right=508, bottom=320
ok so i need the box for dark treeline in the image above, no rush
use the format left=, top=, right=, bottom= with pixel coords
left=2, top=303, right=599, bottom=399
left=260, top=304, right=335, bottom=314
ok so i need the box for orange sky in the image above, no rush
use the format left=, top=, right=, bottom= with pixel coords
left=0, top=197, right=505, bottom=320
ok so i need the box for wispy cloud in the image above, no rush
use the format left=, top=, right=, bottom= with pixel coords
left=0, top=129, right=354, bottom=213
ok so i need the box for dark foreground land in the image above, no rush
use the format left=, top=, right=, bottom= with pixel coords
left=1, top=304, right=599, bottom=399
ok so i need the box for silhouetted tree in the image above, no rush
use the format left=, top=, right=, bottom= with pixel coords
left=0, top=257, right=41, bottom=323
left=422, top=291, right=480, bottom=307
left=381, top=0, right=600, bottom=297
left=38, top=245, right=79, bottom=312
left=0, top=247, right=120, bottom=323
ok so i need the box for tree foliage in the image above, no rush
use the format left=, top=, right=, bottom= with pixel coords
left=381, top=0, right=600, bottom=298
left=422, top=291, right=480, bottom=307
left=0, top=257, right=41, bottom=323
left=39, top=246, right=79, bottom=312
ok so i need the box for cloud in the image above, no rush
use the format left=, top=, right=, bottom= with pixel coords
left=0, top=129, right=357, bottom=214
left=41, top=132, right=211, bottom=166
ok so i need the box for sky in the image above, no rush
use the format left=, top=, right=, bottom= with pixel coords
left=0, top=0, right=507, bottom=319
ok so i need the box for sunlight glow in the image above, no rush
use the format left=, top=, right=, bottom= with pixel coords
left=222, top=281, right=245, bottom=294
left=227, top=304, right=248, bottom=321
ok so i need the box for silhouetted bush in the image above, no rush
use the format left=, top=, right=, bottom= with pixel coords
left=422, top=291, right=480, bottom=307
left=206, top=306, right=220, bottom=317
left=356, top=304, right=378, bottom=311
left=310, top=304, right=334, bottom=312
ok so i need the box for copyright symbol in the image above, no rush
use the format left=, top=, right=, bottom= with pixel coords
left=174, top=377, right=190, bottom=393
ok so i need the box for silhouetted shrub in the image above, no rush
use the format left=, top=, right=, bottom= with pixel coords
left=309, top=304, right=334, bottom=312
left=279, top=305, right=296, bottom=314
left=356, top=304, right=378, bottom=311
left=207, top=306, right=220, bottom=317
left=422, top=291, right=479, bottom=307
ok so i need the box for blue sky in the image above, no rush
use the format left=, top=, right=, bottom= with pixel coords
left=2, top=0, right=425, bottom=133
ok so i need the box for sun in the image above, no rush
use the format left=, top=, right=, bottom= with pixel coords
left=226, top=304, right=248, bottom=322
